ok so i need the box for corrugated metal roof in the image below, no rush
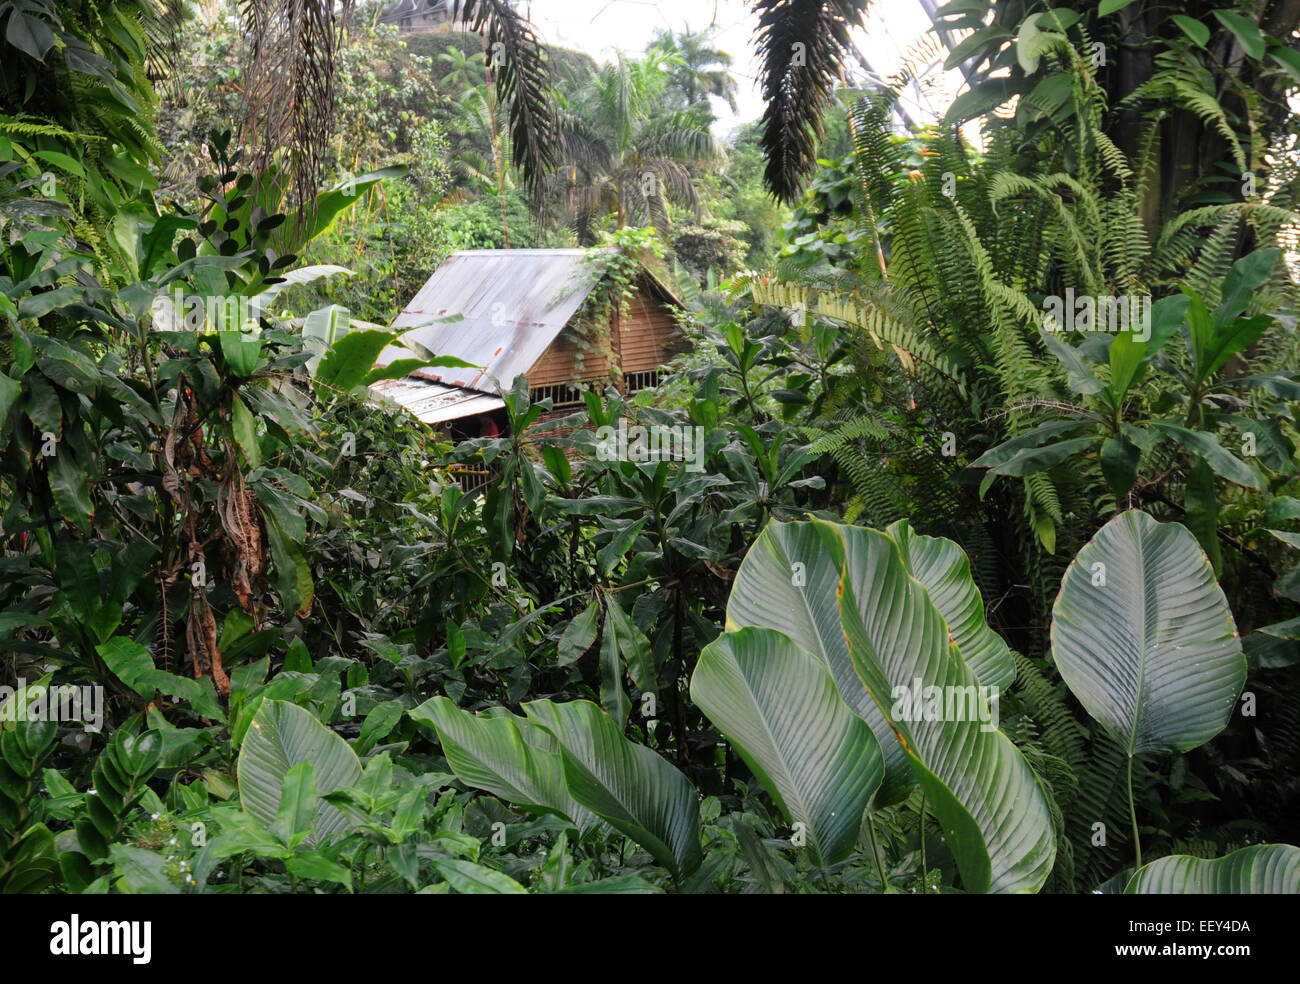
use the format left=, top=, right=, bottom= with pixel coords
left=375, top=249, right=615, bottom=394
left=369, top=376, right=506, bottom=425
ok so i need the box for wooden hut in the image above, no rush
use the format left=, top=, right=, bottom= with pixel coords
left=369, top=248, right=683, bottom=446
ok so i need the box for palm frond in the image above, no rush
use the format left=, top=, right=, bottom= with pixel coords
left=753, top=0, right=874, bottom=204
left=454, top=0, right=556, bottom=202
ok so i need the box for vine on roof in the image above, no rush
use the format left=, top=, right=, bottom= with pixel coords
left=569, top=227, right=665, bottom=387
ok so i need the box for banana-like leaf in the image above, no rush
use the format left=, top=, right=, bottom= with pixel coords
left=51, top=450, right=93, bottom=536
left=832, top=521, right=1056, bottom=893
left=723, top=520, right=911, bottom=801
left=432, top=858, right=528, bottom=894
left=256, top=264, right=353, bottom=304
left=410, top=696, right=600, bottom=833
left=523, top=699, right=702, bottom=881
left=692, top=628, right=883, bottom=865
left=887, top=520, right=1016, bottom=691
left=1125, top=844, right=1300, bottom=893
left=238, top=700, right=361, bottom=846
left=1051, top=510, right=1245, bottom=755
left=315, top=328, right=474, bottom=392
left=1148, top=421, right=1265, bottom=489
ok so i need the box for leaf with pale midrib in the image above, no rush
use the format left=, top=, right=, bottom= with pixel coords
left=832, top=521, right=1056, bottom=894
left=523, top=699, right=701, bottom=881
left=1126, top=844, right=1300, bottom=893
left=693, top=627, right=883, bottom=865
left=887, top=519, right=1016, bottom=691
left=410, top=696, right=600, bottom=833
left=723, top=520, right=912, bottom=802
left=1051, top=510, right=1245, bottom=756
left=238, top=700, right=360, bottom=847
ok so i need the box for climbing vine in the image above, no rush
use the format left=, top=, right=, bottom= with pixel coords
left=569, top=227, right=666, bottom=386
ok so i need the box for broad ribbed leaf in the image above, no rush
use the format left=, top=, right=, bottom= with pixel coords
left=556, top=601, right=599, bottom=667
left=238, top=701, right=361, bottom=846
left=832, top=521, right=1056, bottom=893
left=316, top=330, right=403, bottom=392
left=432, top=858, right=527, bottom=894
left=1148, top=421, right=1264, bottom=489
left=270, top=761, right=318, bottom=846
left=51, top=450, right=93, bottom=535
left=410, top=696, right=599, bottom=833
left=724, top=520, right=911, bottom=800
left=1125, top=844, right=1300, bottom=894
left=523, top=699, right=701, bottom=880
left=262, top=509, right=313, bottom=618
left=0, top=374, right=20, bottom=423
left=1051, top=510, right=1245, bottom=755
left=970, top=419, right=1096, bottom=469
left=692, top=628, right=883, bottom=865
left=256, top=264, right=353, bottom=304
left=887, top=520, right=1015, bottom=690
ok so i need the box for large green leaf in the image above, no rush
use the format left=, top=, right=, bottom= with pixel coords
left=295, top=166, right=409, bottom=244
left=230, top=393, right=261, bottom=469
left=50, top=449, right=93, bottom=535
left=1212, top=10, right=1266, bottom=60
left=432, top=858, right=527, bottom=894
left=238, top=700, right=361, bottom=846
left=261, top=508, right=313, bottom=618
left=217, top=331, right=263, bottom=377
left=271, top=761, right=319, bottom=847
left=832, top=521, right=1056, bottom=893
left=944, top=77, right=1013, bottom=126
left=1099, top=0, right=1139, bottom=16
left=692, top=628, right=883, bottom=865
left=980, top=437, right=1098, bottom=477
left=315, top=328, right=474, bottom=392
left=1170, top=15, right=1210, bottom=47
left=723, top=520, right=911, bottom=800
left=409, top=696, right=600, bottom=833
left=95, top=637, right=225, bottom=720
left=887, top=519, right=1015, bottom=691
left=0, top=373, right=20, bottom=423
left=315, top=330, right=405, bottom=392
left=1100, top=434, right=1141, bottom=496
left=1148, top=421, right=1265, bottom=489
left=1193, top=314, right=1273, bottom=386
left=1107, top=331, right=1147, bottom=406
left=556, top=601, right=599, bottom=667
left=1272, top=47, right=1300, bottom=85
left=523, top=699, right=702, bottom=880
left=970, top=419, right=1095, bottom=472
left=1125, top=844, right=1300, bottom=893
left=1051, top=510, right=1245, bottom=755
left=1040, top=334, right=1105, bottom=396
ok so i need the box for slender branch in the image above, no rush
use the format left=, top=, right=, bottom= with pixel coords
left=865, top=811, right=890, bottom=892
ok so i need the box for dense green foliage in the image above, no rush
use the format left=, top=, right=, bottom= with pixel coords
left=1, top=0, right=1298, bottom=895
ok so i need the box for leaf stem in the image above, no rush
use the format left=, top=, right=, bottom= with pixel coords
left=919, top=791, right=928, bottom=891
left=865, top=811, right=889, bottom=891
left=1127, top=755, right=1142, bottom=869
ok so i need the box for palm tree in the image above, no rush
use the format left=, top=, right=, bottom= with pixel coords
left=439, top=44, right=514, bottom=246
left=649, top=26, right=740, bottom=115
left=553, top=53, right=726, bottom=244
left=233, top=0, right=557, bottom=208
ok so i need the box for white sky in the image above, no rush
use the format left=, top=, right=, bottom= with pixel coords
left=519, top=0, right=963, bottom=135
left=516, top=2, right=1297, bottom=274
